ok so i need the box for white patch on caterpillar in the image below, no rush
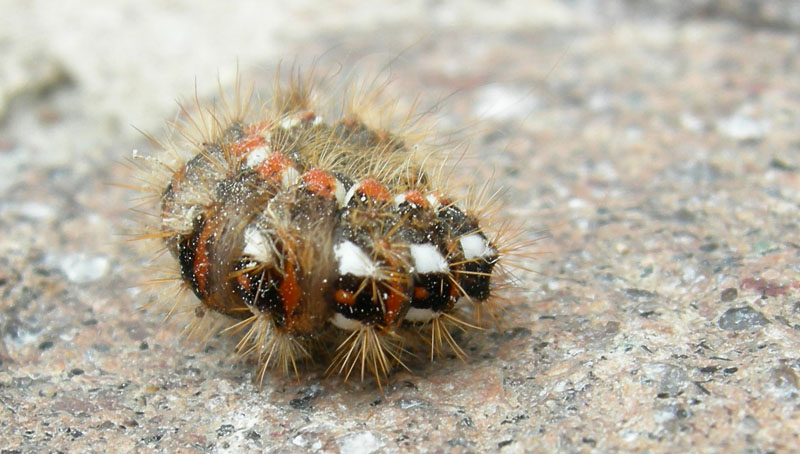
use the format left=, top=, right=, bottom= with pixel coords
left=409, top=243, right=449, bottom=274
left=455, top=296, right=471, bottom=309
left=333, top=177, right=346, bottom=206
left=242, top=225, right=273, bottom=263
left=161, top=206, right=200, bottom=234
left=460, top=233, right=495, bottom=260
left=280, top=115, right=301, bottom=130
left=334, top=240, right=377, bottom=277
left=330, top=312, right=363, bottom=331
left=282, top=166, right=300, bottom=188
left=342, top=181, right=360, bottom=207
left=245, top=146, right=270, bottom=168
left=404, top=307, right=437, bottom=322
left=426, top=193, right=441, bottom=210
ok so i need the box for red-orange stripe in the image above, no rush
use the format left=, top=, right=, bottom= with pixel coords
left=383, top=280, right=408, bottom=326
left=279, top=260, right=301, bottom=323
left=193, top=219, right=216, bottom=296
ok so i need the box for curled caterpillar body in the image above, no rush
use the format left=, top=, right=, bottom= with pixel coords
left=130, top=70, right=521, bottom=387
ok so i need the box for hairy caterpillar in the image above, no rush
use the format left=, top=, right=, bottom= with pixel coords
left=127, top=68, right=527, bottom=387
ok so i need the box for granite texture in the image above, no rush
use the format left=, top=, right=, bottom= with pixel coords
left=1, top=1, right=798, bottom=453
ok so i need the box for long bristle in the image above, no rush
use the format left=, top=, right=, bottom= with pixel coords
left=227, top=314, right=311, bottom=384
left=426, top=312, right=482, bottom=361
left=327, top=326, right=408, bottom=389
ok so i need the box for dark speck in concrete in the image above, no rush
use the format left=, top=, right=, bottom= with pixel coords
left=720, top=288, right=738, bottom=302
left=493, top=327, right=532, bottom=341
left=769, top=158, right=795, bottom=171
left=216, top=424, right=234, bottom=438
left=674, top=208, right=696, bottom=223
left=38, top=340, right=53, bottom=350
left=501, top=413, right=528, bottom=425
left=289, top=385, right=323, bottom=410
left=142, top=432, right=163, bottom=444
left=718, top=306, right=770, bottom=331
left=740, top=277, right=790, bottom=297
left=771, top=366, right=799, bottom=390
left=699, top=242, right=718, bottom=252
left=624, top=288, right=658, bottom=302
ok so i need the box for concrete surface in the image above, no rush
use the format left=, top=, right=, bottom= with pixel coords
left=1, top=1, right=798, bottom=453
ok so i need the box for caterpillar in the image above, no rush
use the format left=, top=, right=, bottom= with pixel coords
left=127, top=68, right=526, bottom=387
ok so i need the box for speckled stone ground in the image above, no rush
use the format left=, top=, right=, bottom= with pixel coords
left=1, top=1, right=799, bottom=453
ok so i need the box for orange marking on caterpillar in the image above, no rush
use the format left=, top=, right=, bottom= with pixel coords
left=403, top=190, right=428, bottom=208
left=414, top=286, right=430, bottom=300
left=193, top=218, right=216, bottom=297
left=383, top=279, right=408, bottom=326
left=231, top=134, right=267, bottom=156
left=303, top=168, right=337, bottom=199
left=335, top=289, right=357, bottom=306
left=279, top=259, right=302, bottom=321
left=256, top=152, right=291, bottom=182
left=357, top=178, right=391, bottom=203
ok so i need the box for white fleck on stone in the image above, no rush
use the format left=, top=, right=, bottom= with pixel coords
left=681, top=265, right=697, bottom=283
left=292, top=435, right=307, bottom=447
left=567, top=197, right=587, bottom=209
left=588, top=90, right=611, bottom=111
left=473, top=84, right=538, bottom=121
left=404, top=307, right=436, bottom=322
left=460, top=233, right=495, bottom=260
left=59, top=253, right=109, bottom=283
left=717, top=114, right=769, bottom=141
left=336, top=431, right=383, bottom=454
left=330, top=313, right=362, bottom=331
left=10, top=202, right=55, bottom=220
left=622, top=430, right=638, bottom=442
left=242, top=225, right=273, bottom=263
left=410, top=243, right=449, bottom=274
left=334, top=240, right=377, bottom=277
left=680, top=111, right=704, bottom=132
left=545, top=279, right=561, bottom=291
